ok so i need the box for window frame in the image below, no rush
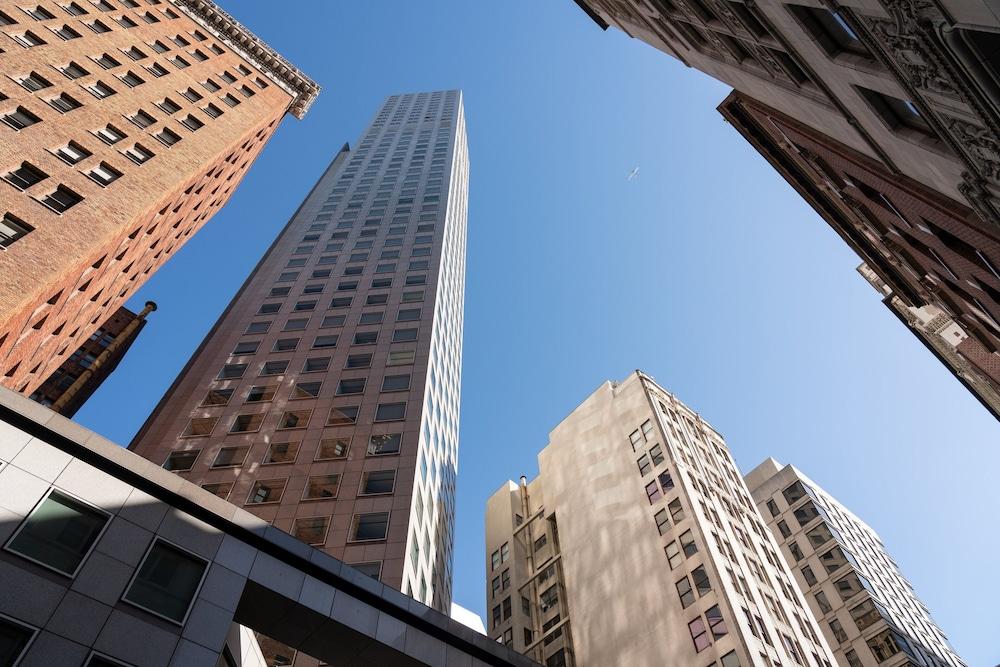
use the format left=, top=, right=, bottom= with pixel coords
left=120, top=537, right=209, bottom=626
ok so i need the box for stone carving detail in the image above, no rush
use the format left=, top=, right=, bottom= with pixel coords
left=864, top=0, right=958, bottom=98
left=945, top=117, right=1000, bottom=181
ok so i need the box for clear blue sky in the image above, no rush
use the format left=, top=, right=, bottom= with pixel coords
left=73, top=2, right=997, bottom=664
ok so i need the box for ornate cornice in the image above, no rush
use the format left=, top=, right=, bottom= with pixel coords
left=169, top=0, right=320, bottom=119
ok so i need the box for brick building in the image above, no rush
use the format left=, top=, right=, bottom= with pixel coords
left=0, top=0, right=318, bottom=399
left=128, top=89, right=469, bottom=660
left=719, top=91, right=1000, bottom=417
left=29, top=302, right=153, bottom=416
left=571, top=0, right=1000, bottom=417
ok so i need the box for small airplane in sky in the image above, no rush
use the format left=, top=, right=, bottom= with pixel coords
left=627, top=166, right=640, bottom=181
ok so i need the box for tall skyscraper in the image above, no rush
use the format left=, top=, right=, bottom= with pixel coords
left=745, top=459, right=965, bottom=667
left=0, top=0, right=318, bottom=401
left=130, top=92, right=468, bottom=626
left=485, top=371, right=836, bottom=667
left=571, top=0, right=1000, bottom=419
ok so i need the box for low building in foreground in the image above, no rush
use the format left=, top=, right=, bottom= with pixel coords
left=485, top=371, right=836, bottom=667
left=745, top=459, right=965, bottom=667
left=0, top=386, right=536, bottom=667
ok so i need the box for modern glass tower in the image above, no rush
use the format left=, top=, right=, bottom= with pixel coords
left=130, top=90, right=467, bottom=616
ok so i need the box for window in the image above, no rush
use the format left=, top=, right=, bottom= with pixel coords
left=60, top=61, right=89, bottom=78
left=689, top=616, right=710, bottom=652
left=123, top=539, right=207, bottom=624
left=381, top=374, right=410, bottom=391
left=203, top=103, right=222, bottom=118
left=316, top=437, right=350, bottom=460
left=665, top=541, right=682, bottom=569
left=277, top=410, right=310, bottom=429
left=19, top=71, right=52, bottom=91
left=829, top=618, right=847, bottom=644
left=157, top=97, right=181, bottom=114
left=181, top=418, right=215, bottom=438
left=96, top=124, right=126, bottom=144
left=38, top=185, right=83, bottom=212
left=87, top=80, right=116, bottom=98
left=327, top=405, right=359, bottom=425
left=337, top=378, right=366, bottom=395
left=692, top=565, right=712, bottom=596
left=261, top=360, right=288, bottom=376
left=645, top=480, right=661, bottom=504
left=676, top=575, right=695, bottom=607
left=200, top=388, right=232, bottom=406
left=2, top=106, right=41, bottom=130
left=777, top=520, right=791, bottom=538
left=122, top=142, right=155, bottom=166
left=654, top=509, right=670, bottom=535
left=658, top=470, right=674, bottom=492
left=303, top=474, right=339, bottom=500
left=720, top=651, right=740, bottom=667
left=680, top=529, right=697, bottom=557
left=87, top=162, right=122, bottom=186
left=13, top=30, right=46, bottom=47
left=52, top=141, right=90, bottom=165
left=805, top=522, right=836, bottom=549
left=302, top=357, right=329, bottom=372
left=120, top=70, right=144, bottom=87
left=155, top=127, right=181, bottom=146
left=706, top=605, right=728, bottom=640
left=856, top=86, right=936, bottom=138
left=668, top=498, right=685, bottom=522
left=375, top=402, right=405, bottom=421
left=212, top=446, right=248, bottom=468
left=360, top=470, right=395, bottom=495
left=230, top=413, right=263, bottom=433
left=245, top=385, right=276, bottom=403
left=351, top=512, right=389, bottom=541
left=128, top=109, right=156, bottom=128
left=350, top=562, right=382, bottom=580
left=850, top=599, right=882, bottom=631
left=313, top=334, right=338, bottom=349
left=247, top=479, right=286, bottom=504
left=787, top=5, right=870, bottom=58
left=367, top=433, right=401, bottom=456
left=5, top=489, right=109, bottom=575
left=292, top=517, right=329, bottom=546
left=48, top=92, right=82, bottom=113
left=0, top=213, right=32, bottom=248
left=834, top=572, right=870, bottom=601
left=263, top=441, right=299, bottom=465
left=292, top=381, right=321, bottom=399
left=4, top=162, right=47, bottom=190
left=180, top=114, right=203, bottom=131
left=819, top=546, right=851, bottom=574
left=387, top=349, right=415, bottom=366
left=393, top=328, right=418, bottom=342
left=0, top=614, right=37, bottom=665
left=539, top=585, right=558, bottom=612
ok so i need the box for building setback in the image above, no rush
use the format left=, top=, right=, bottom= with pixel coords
left=571, top=0, right=1000, bottom=419
left=485, top=371, right=836, bottom=667
left=29, top=303, right=154, bottom=416
left=0, top=0, right=318, bottom=400
left=129, top=91, right=468, bottom=637
left=0, top=386, right=537, bottom=667
left=745, top=459, right=965, bottom=667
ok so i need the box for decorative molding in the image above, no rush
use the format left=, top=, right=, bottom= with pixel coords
left=169, top=0, right=320, bottom=119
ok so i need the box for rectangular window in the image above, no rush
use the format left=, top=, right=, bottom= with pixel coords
left=316, top=437, right=350, bottom=460
left=212, top=446, right=249, bottom=468
left=245, top=385, right=277, bottom=403
left=39, top=185, right=84, bottom=213
left=351, top=512, right=389, bottom=541
left=375, top=402, right=406, bottom=421
left=262, top=441, right=299, bottom=465
left=123, top=539, right=208, bottom=624
left=181, top=418, right=215, bottom=438
left=246, top=479, right=286, bottom=504
left=303, top=474, right=340, bottom=500
left=0, top=214, right=33, bottom=247
left=337, top=378, right=366, bottom=395
left=327, top=406, right=359, bottom=425
left=277, top=410, right=311, bottom=430
left=0, top=615, right=37, bottom=665
left=5, top=489, right=109, bottom=576
left=123, top=143, right=155, bottom=165
left=2, top=106, right=41, bottom=130
left=230, top=414, right=263, bottom=433
left=367, top=433, right=401, bottom=456
left=292, top=517, right=329, bottom=547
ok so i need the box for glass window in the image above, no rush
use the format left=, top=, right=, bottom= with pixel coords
left=665, top=541, right=682, bottom=569
left=316, top=438, right=349, bottom=460
left=680, top=530, right=698, bottom=557
left=123, top=539, right=208, bottom=623
left=246, top=479, right=286, bottom=504
left=782, top=481, right=808, bottom=506
left=375, top=402, right=406, bottom=421
left=246, top=385, right=277, bottom=403
left=654, top=509, right=670, bottom=535
left=351, top=512, right=389, bottom=541
left=164, top=450, right=199, bottom=470
left=292, top=517, right=329, bottom=546
left=367, top=433, right=401, bottom=456
left=819, top=546, right=851, bottom=574
left=327, top=405, right=359, bottom=425
left=0, top=615, right=36, bottom=666
left=692, top=565, right=712, bottom=597
left=706, top=605, right=728, bottom=639
left=303, top=474, right=339, bottom=500
left=849, top=599, right=882, bottom=631
left=212, top=446, right=248, bottom=468
left=688, top=616, right=710, bottom=652
left=669, top=498, right=685, bottom=522
left=676, top=576, right=695, bottom=607
left=5, top=490, right=109, bottom=575
left=360, top=470, right=396, bottom=495
left=262, top=442, right=299, bottom=465
left=792, top=500, right=822, bottom=528
left=834, top=572, right=870, bottom=602
left=337, top=378, right=366, bottom=395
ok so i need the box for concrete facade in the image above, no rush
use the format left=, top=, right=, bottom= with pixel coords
left=485, top=371, right=836, bottom=667
left=0, top=385, right=538, bottom=667
left=129, top=91, right=468, bottom=632
left=745, top=459, right=964, bottom=667
left=0, top=0, right=318, bottom=398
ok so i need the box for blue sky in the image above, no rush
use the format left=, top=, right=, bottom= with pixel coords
left=74, top=2, right=996, bottom=664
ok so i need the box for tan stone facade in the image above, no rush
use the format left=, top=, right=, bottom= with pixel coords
left=486, top=371, right=836, bottom=667
left=745, top=459, right=965, bottom=667
left=0, top=0, right=317, bottom=399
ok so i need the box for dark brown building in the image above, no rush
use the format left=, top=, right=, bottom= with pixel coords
left=29, top=303, right=152, bottom=416
left=719, top=90, right=1000, bottom=418
left=0, top=0, right=318, bottom=399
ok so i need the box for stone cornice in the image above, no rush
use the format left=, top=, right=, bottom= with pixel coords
left=169, top=0, right=320, bottom=119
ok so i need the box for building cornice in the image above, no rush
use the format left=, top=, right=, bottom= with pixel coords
left=169, top=0, right=320, bottom=119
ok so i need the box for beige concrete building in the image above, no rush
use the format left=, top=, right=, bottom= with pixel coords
left=0, top=0, right=318, bottom=399
left=745, top=459, right=965, bottom=667
left=485, top=371, right=836, bottom=667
